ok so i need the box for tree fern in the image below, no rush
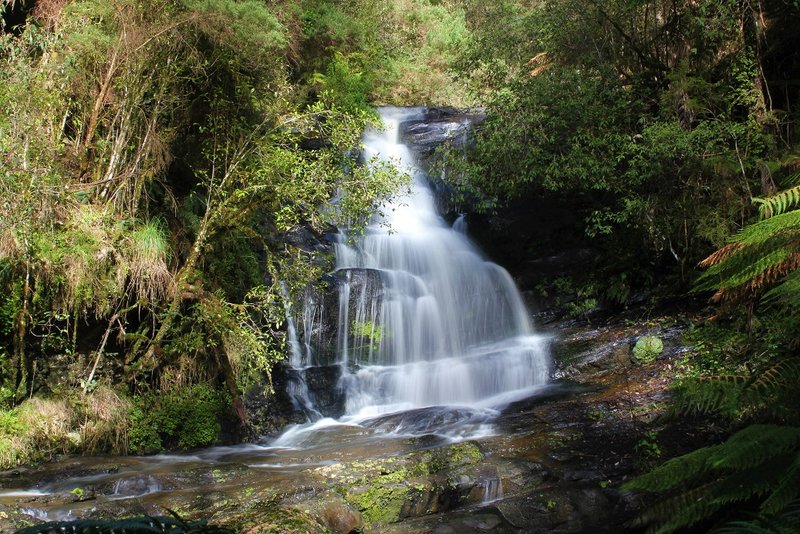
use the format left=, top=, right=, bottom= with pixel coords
left=670, top=357, right=800, bottom=423
left=625, top=444, right=724, bottom=493
left=760, top=454, right=800, bottom=514
left=670, top=374, right=747, bottom=417
left=714, top=498, right=800, bottom=533
left=630, top=173, right=800, bottom=530
left=625, top=426, right=800, bottom=533
left=697, top=183, right=800, bottom=306
left=753, top=170, right=800, bottom=218
left=707, top=426, right=800, bottom=470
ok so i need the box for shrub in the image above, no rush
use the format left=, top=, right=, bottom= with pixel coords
left=633, top=335, right=663, bottom=363
left=129, top=383, right=231, bottom=454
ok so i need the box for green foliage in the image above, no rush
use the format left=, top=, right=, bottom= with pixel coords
left=625, top=425, right=800, bottom=533
left=633, top=336, right=663, bottom=363
left=129, top=383, right=230, bottom=453
left=183, top=0, right=287, bottom=56
left=299, top=0, right=471, bottom=106
left=755, top=182, right=800, bottom=219
left=697, top=172, right=800, bottom=315
left=438, top=0, right=787, bottom=297
left=0, top=0, right=412, bottom=410
left=631, top=181, right=800, bottom=529
left=635, top=430, right=663, bottom=469
left=0, top=408, right=24, bottom=436
left=671, top=356, right=800, bottom=423
left=351, top=320, right=384, bottom=344
left=311, top=52, right=374, bottom=115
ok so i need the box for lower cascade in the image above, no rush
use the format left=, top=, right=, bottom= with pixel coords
left=282, top=107, right=550, bottom=440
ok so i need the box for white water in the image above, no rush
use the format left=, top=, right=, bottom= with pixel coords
left=280, top=107, right=549, bottom=441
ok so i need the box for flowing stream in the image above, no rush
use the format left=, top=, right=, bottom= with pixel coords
left=0, top=107, right=550, bottom=526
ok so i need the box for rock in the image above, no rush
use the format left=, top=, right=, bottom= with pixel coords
left=300, top=365, right=346, bottom=417
left=312, top=442, right=485, bottom=527
left=398, top=109, right=484, bottom=162
left=314, top=497, right=363, bottom=534
left=242, top=365, right=306, bottom=437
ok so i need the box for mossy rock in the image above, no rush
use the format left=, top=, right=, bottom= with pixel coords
left=239, top=506, right=326, bottom=534
left=315, top=442, right=485, bottom=527
left=633, top=336, right=663, bottom=363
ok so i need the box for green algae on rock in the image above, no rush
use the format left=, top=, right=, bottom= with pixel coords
left=313, top=442, right=485, bottom=526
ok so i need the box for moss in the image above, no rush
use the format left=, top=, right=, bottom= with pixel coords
left=346, top=481, right=412, bottom=524
left=128, top=383, right=231, bottom=453
left=244, top=506, right=328, bottom=533
left=446, top=442, right=483, bottom=466
left=313, top=442, right=484, bottom=527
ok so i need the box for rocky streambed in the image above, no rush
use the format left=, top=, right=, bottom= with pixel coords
left=0, top=311, right=720, bottom=533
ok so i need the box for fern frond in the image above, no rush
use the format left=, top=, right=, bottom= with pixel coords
left=623, top=444, right=723, bottom=493
left=701, top=242, right=744, bottom=267
left=639, top=454, right=787, bottom=533
left=747, top=253, right=800, bottom=292
left=737, top=210, right=800, bottom=248
left=627, top=481, right=719, bottom=533
left=714, top=498, right=800, bottom=533
left=780, top=155, right=800, bottom=172
left=714, top=520, right=795, bottom=534
left=671, top=375, right=746, bottom=416
left=717, top=247, right=794, bottom=289
left=761, top=453, right=800, bottom=514
left=762, top=270, right=800, bottom=306
left=709, top=425, right=800, bottom=471
left=744, top=359, right=800, bottom=400
left=754, top=185, right=800, bottom=219
left=781, top=497, right=800, bottom=522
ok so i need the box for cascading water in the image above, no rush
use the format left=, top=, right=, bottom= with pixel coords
left=282, top=107, right=549, bottom=439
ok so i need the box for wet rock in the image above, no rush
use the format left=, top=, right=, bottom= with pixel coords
left=312, top=442, right=485, bottom=527
left=395, top=109, right=485, bottom=217
left=242, top=365, right=306, bottom=437
left=292, top=267, right=384, bottom=366
left=550, top=318, right=689, bottom=381
left=243, top=363, right=345, bottom=436
left=302, top=365, right=346, bottom=417
left=312, top=496, right=363, bottom=534
left=398, top=108, right=484, bottom=162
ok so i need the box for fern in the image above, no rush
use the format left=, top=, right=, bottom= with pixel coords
left=708, top=425, right=800, bottom=470
left=670, top=357, right=800, bottom=423
left=624, top=444, right=723, bottom=493
left=714, top=498, right=800, bottom=533
left=760, top=454, right=800, bottom=514
left=746, top=359, right=800, bottom=399
left=697, top=182, right=800, bottom=306
left=626, top=427, right=800, bottom=533
left=754, top=179, right=800, bottom=219
left=670, top=375, right=746, bottom=417
left=630, top=355, right=800, bottom=531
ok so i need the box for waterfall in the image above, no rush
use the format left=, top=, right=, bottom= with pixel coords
left=284, top=107, right=549, bottom=435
